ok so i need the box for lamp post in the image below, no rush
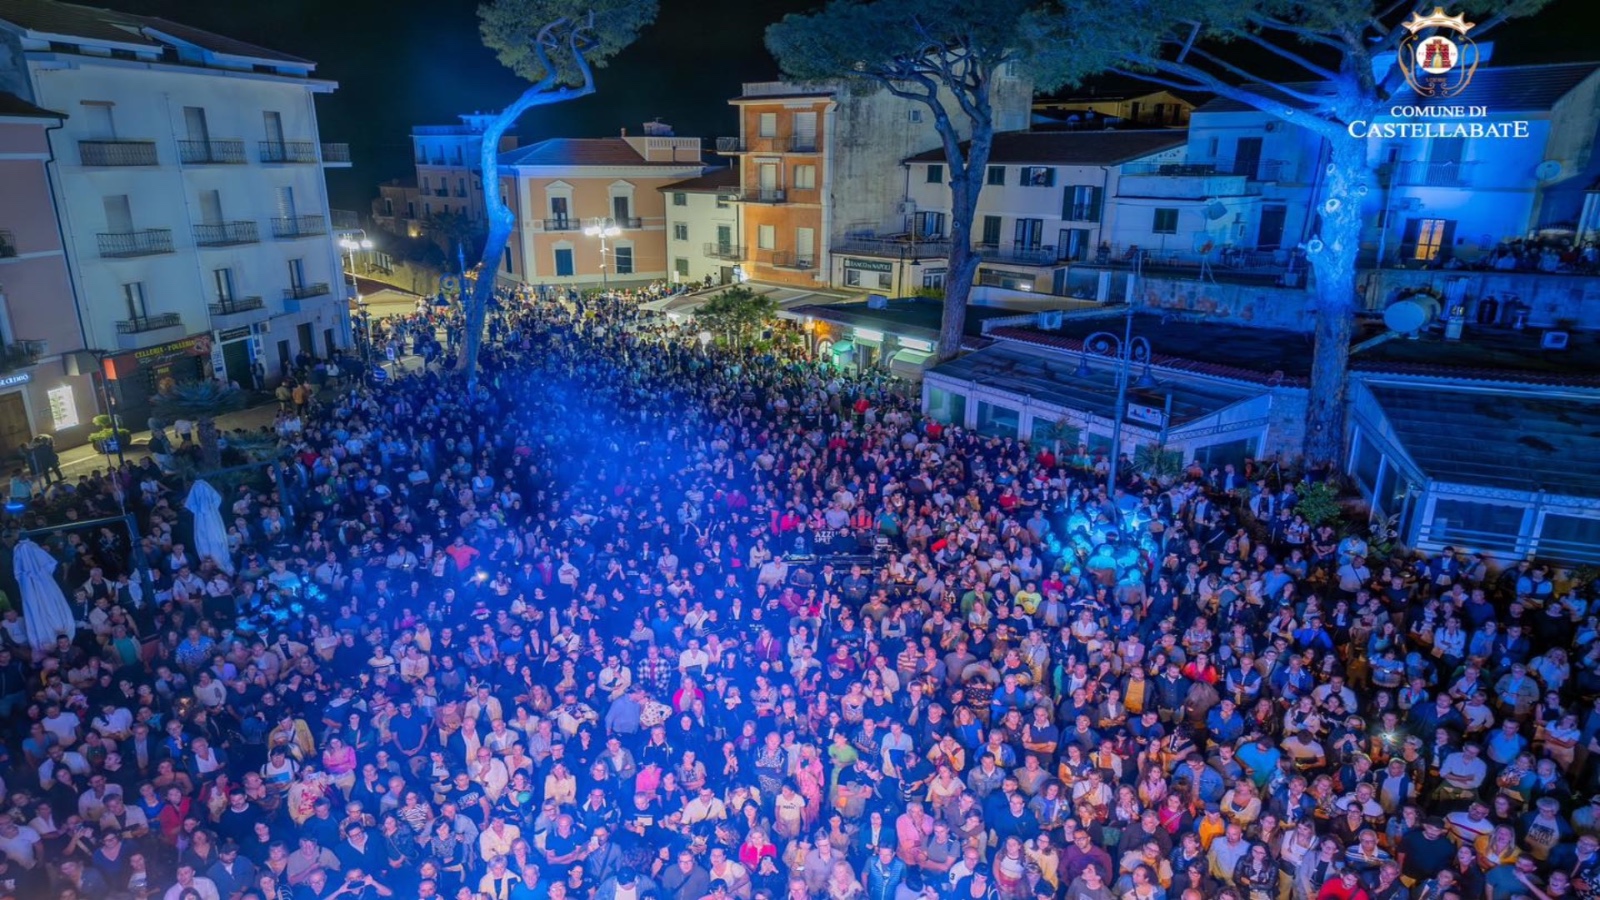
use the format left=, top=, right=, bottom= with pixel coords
left=1075, top=301, right=1158, bottom=530
left=583, top=219, right=622, bottom=292
left=340, top=234, right=374, bottom=367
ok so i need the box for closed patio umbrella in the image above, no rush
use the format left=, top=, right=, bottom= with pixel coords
left=184, top=479, right=234, bottom=574
left=14, top=538, right=75, bottom=652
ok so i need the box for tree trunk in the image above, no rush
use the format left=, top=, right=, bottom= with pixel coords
left=197, top=417, right=220, bottom=471
left=1301, top=138, right=1368, bottom=470
left=936, top=124, right=994, bottom=363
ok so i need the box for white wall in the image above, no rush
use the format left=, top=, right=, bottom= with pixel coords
left=663, top=190, right=739, bottom=284
left=30, top=57, right=346, bottom=358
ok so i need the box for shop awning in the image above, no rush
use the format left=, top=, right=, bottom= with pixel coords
left=890, top=348, right=934, bottom=378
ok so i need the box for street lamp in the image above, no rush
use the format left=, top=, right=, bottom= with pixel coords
left=1075, top=302, right=1159, bottom=532
left=583, top=219, right=622, bottom=292
left=340, top=234, right=375, bottom=370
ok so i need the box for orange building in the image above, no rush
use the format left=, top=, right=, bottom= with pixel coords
left=500, top=129, right=706, bottom=286
left=719, top=86, right=831, bottom=287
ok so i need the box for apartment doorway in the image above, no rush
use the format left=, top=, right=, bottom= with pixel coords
left=0, top=392, right=31, bottom=453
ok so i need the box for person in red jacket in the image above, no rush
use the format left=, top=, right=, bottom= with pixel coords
left=1318, top=869, right=1371, bottom=900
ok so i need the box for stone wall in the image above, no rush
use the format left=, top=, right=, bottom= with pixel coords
left=1263, top=389, right=1309, bottom=463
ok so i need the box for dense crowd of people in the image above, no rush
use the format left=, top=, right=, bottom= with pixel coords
left=1, top=286, right=1597, bottom=900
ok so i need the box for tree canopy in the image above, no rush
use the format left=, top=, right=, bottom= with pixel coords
left=479, top=0, right=658, bottom=88
left=693, top=286, right=779, bottom=345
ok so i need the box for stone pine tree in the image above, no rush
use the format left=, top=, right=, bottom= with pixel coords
left=1051, top=0, right=1549, bottom=467
left=766, top=0, right=1069, bottom=362
left=464, top=0, right=658, bottom=388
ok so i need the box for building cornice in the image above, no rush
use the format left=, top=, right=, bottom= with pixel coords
left=27, top=53, right=336, bottom=93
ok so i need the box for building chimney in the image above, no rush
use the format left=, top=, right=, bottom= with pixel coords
left=620, top=126, right=627, bottom=137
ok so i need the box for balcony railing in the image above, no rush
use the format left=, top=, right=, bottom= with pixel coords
left=285, top=283, right=331, bottom=300
left=98, top=229, right=175, bottom=258
left=703, top=243, right=745, bottom=260
left=259, top=140, right=319, bottom=164
left=177, top=139, right=246, bottom=164
left=715, top=135, right=819, bottom=153
left=194, top=221, right=260, bottom=246
left=0, top=230, right=14, bottom=258
left=770, top=251, right=815, bottom=270
left=834, top=236, right=952, bottom=260
left=432, top=189, right=449, bottom=197
left=739, top=189, right=787, bottom=204
left=79, top=140, right=158, bottom=166
left=1122, top=158, right=1294, bottom=182
left=614, top=216, right=644, bottom=229
left=542, top=218, right=579, bottom=231
left=321, top=142, right=351, bottom=163
left=976, top=243, right=1059, bottom=266
left=116, top=313, right=183, bottom=334
left=209, top=296, right=265, bottom=316
left=1, top=340, right=46, bottom=371
left=271, top=215, right=329, bottom=239
left=1393, top=160, right=1475, bottom=187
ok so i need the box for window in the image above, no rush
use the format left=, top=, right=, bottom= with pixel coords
left=675, top=258, right=690, bottom=278
left=1408, top=217, right=1452, bottom=261
left=1429, top=499, right=1526, bottom=554
left=505, top=252, right=514, bottom=274
left=1013, top=218, right=1043, bottom=250
left=1059, top=228, right=1092, bottom=261
left=1065, top=185, right=1102, bottom=222
left=612, top=195, right=631, bottom=222
left=758, top=112, right=777, bottom=137
left=672, top=222, right=689, bottom=241
left=122, top=282, right=148, bottom=319
left=915, top=211, right=945, bottom=239
left=921, top=268, right=947, bottom=290
left=909, top=109, right=923, bottom=123
left=975, top=401, right=1020, bottom=438
left=613, top=246, right=634, bottom=275
left=288, top=258, right=306, bottom=290
left=212, top=268, right=234, bottom=301
left=758, top=224, right=776, bottom=250
left=794, top=165, right=816, bottom=190
left=844, top=268, right=893, bottom=289
left=672, top=192, right=687, bottom=207
left=456, top=177, right=466, bottom=197
left=986, top=166, right=1006, bottom=186
left=1153, top=208, right=1179, bottom=234
left=553, top=247, right=574, bottom=277
left=980, top=215, right=1002, bottom=247
left=926, top=164, right=944, bottom=183
left=926, top=387, right=965, bottom=424
left=1020, top=166, right=1055, bottom=187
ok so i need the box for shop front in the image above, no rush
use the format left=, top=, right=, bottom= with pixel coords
left=104, top=333, right=215, bottom=421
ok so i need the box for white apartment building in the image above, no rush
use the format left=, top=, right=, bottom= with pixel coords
left=900, top=130, right=1186, bottom=295
left=0, top=0, right=351, bottom=414
left=658, top=167, right=741, bottom=286
left=412, top=112, right=514, bottom=227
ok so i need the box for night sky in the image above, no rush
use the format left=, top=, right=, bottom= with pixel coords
left=84, top=0, right=1587, bottom=215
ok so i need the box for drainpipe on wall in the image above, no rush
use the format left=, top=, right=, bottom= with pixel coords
left=820, top=101, right=838, bottom=289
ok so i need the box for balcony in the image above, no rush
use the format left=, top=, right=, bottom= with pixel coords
left=834, top=235, right=952, bottom=261
left=770, top=251, right=815, bottom=270
left=194, top=221, right=260, bottom=247
left=285, top=283, right=331, bottom=300
left=703, top=243, right=745, bottom=261
left=1, top=340, right=46, bottom=371
left=271, top=215, right=329, bottom=239
left=321, top=142, right=351, bottom=165
left=177, top=139, right=246, bottom=165
left=738, top=189, right=787, bottom=204
left=1392, top=160, right=1475, bottom=187
left=614, top=216, right=644, bottom=229
left=97, top=229, right=175, bottom=258
left=0, top=230, right=15, bottom=258
left=976, top=243, right=1059, bottom=266
left=79, top=140, right=158, bottom=166
left=209, top=296, right=266, bottom=327
left=432, top=189, right=449, bottom=197
left=716, top=135, right=819, bottom=154
left=1118, top=163, right=1255, bottom=199
left=542, top=218, right=579, bottom=232
left=116, top=313, right=182, bottom=334
left=259, top=140, right=319, bottom=164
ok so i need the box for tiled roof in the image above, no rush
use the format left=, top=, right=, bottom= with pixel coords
left=660, top=167, right=739, bottom=193
left=0, top=0, right=310, bottom=64
left=0, top=90, right=62, bottom=118
left=905, top=130, right=1187, bottom=166
left=1195, top=62, right=1600, bottom=115
left=499, top=138, right=700, bottom=168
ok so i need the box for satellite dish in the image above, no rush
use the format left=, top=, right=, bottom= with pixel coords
left=1204, top=200, right=1228, bottom=220
left=1383, top=295, right=1441, bottom=335
left=1535, top=160, right=1564, bottom=182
